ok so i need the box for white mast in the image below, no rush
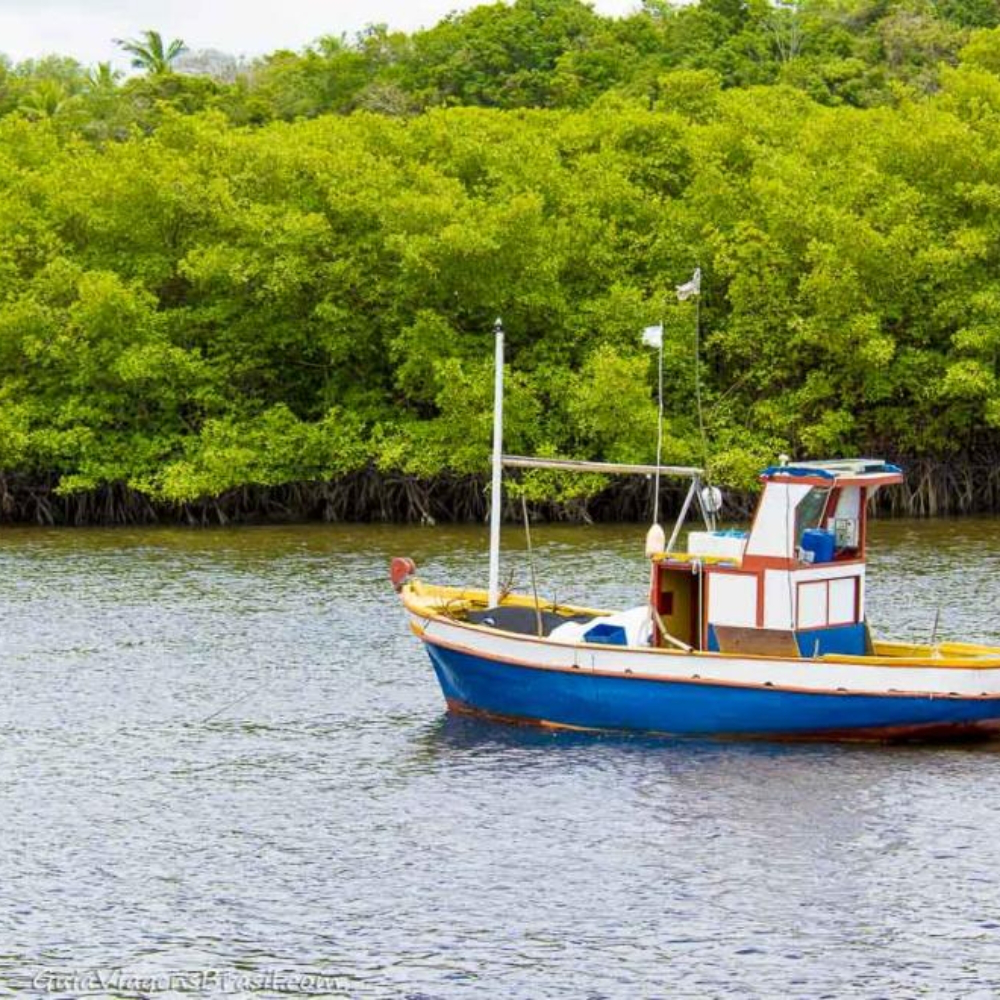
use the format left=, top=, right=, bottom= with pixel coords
left=487, top=318, right=504, bottom=607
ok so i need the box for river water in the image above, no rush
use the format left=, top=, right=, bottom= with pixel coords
left=1, top=518, right=999, bottom=998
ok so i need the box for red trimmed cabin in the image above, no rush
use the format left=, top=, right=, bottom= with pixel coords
left=651, top=459, right=904, bottom=657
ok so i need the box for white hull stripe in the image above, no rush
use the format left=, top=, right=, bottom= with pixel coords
left=410, top=614, right=1000, bottom=699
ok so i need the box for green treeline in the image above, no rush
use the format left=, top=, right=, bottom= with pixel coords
left=2, top=0, right=1000, bottom=522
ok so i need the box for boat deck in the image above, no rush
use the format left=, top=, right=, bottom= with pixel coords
left=402, top=581, right=1000, bottom=669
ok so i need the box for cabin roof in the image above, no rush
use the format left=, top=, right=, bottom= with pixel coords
left=760, top=458, right=904, bottom=488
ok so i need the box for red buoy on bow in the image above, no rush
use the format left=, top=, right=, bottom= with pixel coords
left=390, top=556, right=417, bottom=592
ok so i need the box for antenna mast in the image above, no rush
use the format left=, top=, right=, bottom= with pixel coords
left=487, top=318, right=504, bottom=607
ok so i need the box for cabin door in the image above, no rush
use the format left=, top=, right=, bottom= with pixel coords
left=654, top=567, right=698, bottom=649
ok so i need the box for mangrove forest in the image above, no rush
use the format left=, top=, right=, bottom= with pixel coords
left=2, top=0, right=1000, bottom=523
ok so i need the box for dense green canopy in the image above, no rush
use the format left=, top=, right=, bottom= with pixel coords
left=1, top=1, right=1000, bottom=519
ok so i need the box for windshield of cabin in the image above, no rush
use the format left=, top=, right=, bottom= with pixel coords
left=795, top=487, right=830, bottom=545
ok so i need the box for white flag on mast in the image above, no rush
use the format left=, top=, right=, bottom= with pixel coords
left=641, top=324, right=663, bottom=349
left=675, top=267, right=702, bottom=302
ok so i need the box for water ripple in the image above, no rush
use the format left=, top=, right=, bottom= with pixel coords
left=1, top=519, right=999, bottom=997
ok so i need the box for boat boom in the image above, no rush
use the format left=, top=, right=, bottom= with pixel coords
left=501, top=456, right=703, bottom=478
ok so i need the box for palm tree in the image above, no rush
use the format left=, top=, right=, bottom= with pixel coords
left=18, top=79, right=69, bottom=119
left=114, top=30, right=187, bottom=75
left=86, top=62, right=123, bottom=92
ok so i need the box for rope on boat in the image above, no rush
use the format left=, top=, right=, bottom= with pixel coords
left=521, top=494, right=544, bottom=638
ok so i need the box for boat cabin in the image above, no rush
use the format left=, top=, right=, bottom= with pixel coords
left=652, top=459, right=904, bottom=657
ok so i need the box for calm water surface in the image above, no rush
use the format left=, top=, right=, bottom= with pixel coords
left=1, top=518, right=1000, bottom=998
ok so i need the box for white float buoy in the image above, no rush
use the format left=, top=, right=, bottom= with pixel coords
left=645, top=523, right=666, bottom=559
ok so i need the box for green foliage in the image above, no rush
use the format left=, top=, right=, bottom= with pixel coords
left=4, top=0, right=988, bottom=126
left=960, top=26, right=1000, bottom=73
left=1, top=1, right=1000, bottom=510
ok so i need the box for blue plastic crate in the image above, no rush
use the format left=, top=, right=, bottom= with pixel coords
left=801, top=528, right=835, bottom=563
left=583, top=623, right=628, bottom=646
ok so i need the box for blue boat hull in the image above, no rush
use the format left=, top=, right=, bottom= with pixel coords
left=425, top=641, right=1000, bottom=741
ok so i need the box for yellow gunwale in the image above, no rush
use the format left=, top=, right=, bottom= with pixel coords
left=400, top=580, right=1000, bottom=670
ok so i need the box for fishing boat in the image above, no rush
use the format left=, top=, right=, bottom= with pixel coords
left=391, top=322, right=1000, bottom=742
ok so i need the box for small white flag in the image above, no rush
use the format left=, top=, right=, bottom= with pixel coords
left=675, top=267, right=702, bottom=302
left=641, top=324, right=663, bottom=349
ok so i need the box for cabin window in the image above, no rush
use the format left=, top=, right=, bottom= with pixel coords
left=796, top=576, right=859, bottom=628
left=795, top=487, right=830, bottom=547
